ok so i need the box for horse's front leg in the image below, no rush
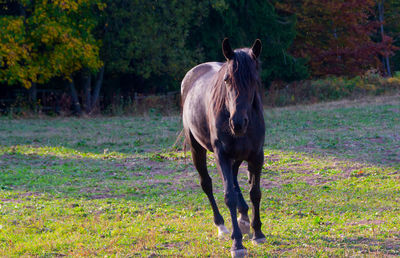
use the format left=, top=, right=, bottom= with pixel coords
left=215, top=150, right=247, bottom=257
left=233, top=160, right=251, bottom=236
left=248, top=151, right=266, bottom=244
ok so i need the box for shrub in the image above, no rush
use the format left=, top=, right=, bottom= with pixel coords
left=104, top=93, right=180, bottom=116
left=265, top=71, right=400, bottom=106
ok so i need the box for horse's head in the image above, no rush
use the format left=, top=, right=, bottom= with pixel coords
left=221, top=38, right=262, bottom=136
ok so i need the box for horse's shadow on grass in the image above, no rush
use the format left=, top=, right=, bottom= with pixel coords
left=1, top=143, right=399, bottom=199
left=0, top=149, right=199, bottom=200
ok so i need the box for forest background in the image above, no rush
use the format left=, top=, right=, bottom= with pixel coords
left=1, top=0, right=400, bottom=115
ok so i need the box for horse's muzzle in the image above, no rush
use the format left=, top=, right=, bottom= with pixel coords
left=229, top=117, right=248, bottom=136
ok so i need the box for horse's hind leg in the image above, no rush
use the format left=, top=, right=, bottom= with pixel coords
left=188, top=131, right=228, bottom=238
left=232, top=160, right=250, bottom=236
left=248, top=152, right=266, bottom=244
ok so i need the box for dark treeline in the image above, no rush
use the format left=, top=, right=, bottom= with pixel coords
left=1, top=0, right=399, bottom=114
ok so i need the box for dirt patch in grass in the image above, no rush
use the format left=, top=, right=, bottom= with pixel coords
left=262, top=152, right=371, bottom=187
left=86, top=194, right=127, bottom=200
left=1, top=192, right=43, bottom=203
left=347, top=220, right=386, bottom=226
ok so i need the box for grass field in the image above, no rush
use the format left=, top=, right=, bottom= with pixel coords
left=1, top=94, right=399, bottom=256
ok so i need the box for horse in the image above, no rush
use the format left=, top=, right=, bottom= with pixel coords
left=181, top=38, right=266, bottom=257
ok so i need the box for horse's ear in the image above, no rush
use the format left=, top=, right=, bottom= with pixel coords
left=222, top=38, right=234, bottom=60
left=251, top=39, right=262, bottom=59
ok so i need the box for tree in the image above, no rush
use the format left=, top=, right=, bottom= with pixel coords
left=379, top=0, right=400, bottom=73
left=376, top=0, right=391, bottom=76
left=276, top=0, right=396, bottom=77
left=97, top=0, right=207, bottom=94
left=0, top=0, right=103, bottom=89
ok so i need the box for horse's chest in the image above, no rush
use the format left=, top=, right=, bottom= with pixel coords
left=222, top=139, right=253, bottom=160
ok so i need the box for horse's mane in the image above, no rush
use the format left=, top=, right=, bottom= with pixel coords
left=211, top=48, right=261, bottom=114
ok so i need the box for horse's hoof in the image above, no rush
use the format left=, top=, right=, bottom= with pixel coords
left=237, top=217, right=251, bottom=236
left=217, top=224, right=230, bottom=239
left=252, top=237, right=266, bottom=245
left=231, top=248, right=247, bottom=258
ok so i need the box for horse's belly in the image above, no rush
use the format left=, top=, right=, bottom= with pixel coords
left=182, top=96, right=213, bottom=151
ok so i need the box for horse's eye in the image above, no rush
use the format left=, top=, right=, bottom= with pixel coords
left=223, top=74, right=229, bottom=83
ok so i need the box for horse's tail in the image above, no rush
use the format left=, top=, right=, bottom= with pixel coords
left=172, top=129, right=188, bottom=159
left=172, top=129, right=184, bottom=149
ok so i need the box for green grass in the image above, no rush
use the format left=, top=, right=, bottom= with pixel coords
left=0, top=94, right=399, bottom=256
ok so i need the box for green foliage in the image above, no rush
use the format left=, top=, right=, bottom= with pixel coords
left=0, top=16, right=32, bottom=88
left=188, top=0, right=308, bottom=84
left=2, top=0, right=308, bottom=97
left=0, top=0, right=103, bottom=88
left=4, top=0, right=400, bottom=110
left=100, top=0, right=207, bottom=91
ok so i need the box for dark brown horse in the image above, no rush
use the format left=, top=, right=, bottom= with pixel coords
left=181, top=38, right=265, bottom=257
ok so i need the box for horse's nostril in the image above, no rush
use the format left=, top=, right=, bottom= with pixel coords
left=235, top=123, right=242, bottom=130
left=230, top=116, right=247, bottom=134
left=230, top=118, right=241, bottom=131
left=244, top=118, right=248, bottom=127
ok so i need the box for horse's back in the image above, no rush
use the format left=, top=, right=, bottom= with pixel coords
left=181, top=62, right=223, bottom=106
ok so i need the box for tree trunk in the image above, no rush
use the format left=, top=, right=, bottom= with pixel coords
left=28, top=83, right=37, bottom=102
left=83, top=72, right=92, bottom=113
left=28, top=83, right=37, bottom=112
left=90, top=66, right=105, bottom=113
left=68, top=80, right=82, bottom=115
left=378, top=1, right=392, bottom=77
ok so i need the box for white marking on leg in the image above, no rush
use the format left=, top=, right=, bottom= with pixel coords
left=231, top=248, right=247, bottom=258
left=237, top=217, right=251, bottom=236
left=252, top=237, right=266, bottom=245
left=217, top=224, right=230, bottom=239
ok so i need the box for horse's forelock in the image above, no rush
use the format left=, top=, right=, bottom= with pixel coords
left=230, top=49, right=260, bottom=90
left=211, top=49, right=261, bottom=113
